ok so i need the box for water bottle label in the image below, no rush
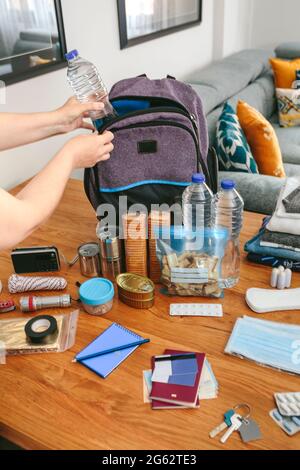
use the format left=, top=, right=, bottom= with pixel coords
left=171, top=268, right=209, bottom=284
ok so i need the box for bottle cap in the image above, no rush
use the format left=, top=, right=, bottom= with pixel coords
left=221, top=179, right=236, bottom=190
left=192, top=173, right=206, bottom=184
left=79, top=278, right=114, bottom=306
left=65, top=49, right=79, bottom=61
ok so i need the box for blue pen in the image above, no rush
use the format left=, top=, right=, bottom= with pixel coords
left=76, top=338, right=150, bottom=362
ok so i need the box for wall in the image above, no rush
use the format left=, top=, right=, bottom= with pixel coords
left=0, top=0, right=215, bottom=190
left=251, top=0, right=300, bottom=49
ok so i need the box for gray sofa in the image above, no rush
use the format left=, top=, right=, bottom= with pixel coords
left=188, top=49, right=300, bottom=215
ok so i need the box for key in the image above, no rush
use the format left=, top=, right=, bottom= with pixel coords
left=209, top=409, right=234, bottom=438
left=220, top=414, right=243, bottom=444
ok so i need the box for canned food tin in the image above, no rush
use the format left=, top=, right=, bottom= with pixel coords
left=97, top=225, right=123, bottom=260
left=116, top=274, right=155, bottom=303
left=78, top=243, right=101, bottom=278
left=118, top=292, right=154, bottom=310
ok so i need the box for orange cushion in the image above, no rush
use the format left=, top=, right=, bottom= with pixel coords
left=270, top=57, right=300, bottom=88
left=237, top=100, right=286, bottom=178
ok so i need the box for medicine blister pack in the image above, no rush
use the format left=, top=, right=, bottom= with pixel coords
left=270, top=409, right=300, bottom=436
left=170, top=304, right=223, bottom=318
left=274, top=392, right=300, bottom=417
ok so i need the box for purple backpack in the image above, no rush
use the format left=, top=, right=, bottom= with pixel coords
left=84, top=75, right=218, bottom=215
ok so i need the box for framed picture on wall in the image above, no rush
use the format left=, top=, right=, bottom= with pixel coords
left=0, top=0, right=67, bottom=85
left=117, top=0, right=202, bottom=49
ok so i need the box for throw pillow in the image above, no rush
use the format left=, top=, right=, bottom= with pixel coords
left=276, top=88, right=300, bottom=127
left=270, top=58, right=300, bottom=88
left=216, top=102, right=259, bottom=174
left=237, top=100, right=286, bottom=178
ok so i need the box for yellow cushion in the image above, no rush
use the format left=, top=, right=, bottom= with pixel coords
left=237, top=101, right=286, bottom=178
left=270, top=58, right=300, bottom=88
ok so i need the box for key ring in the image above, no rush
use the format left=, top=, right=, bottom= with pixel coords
left=233, top=404, right=251, bottom=423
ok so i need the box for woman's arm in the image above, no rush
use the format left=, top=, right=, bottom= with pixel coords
left=0, top=131, right=114, bottom=250
left=0, top=98, right=103, bottom=151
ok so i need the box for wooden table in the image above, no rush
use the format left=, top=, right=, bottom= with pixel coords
left=0, top=179, right=299, bottom=451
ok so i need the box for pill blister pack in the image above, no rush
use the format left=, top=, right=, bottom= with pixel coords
left=270, top=409, right=300, bottom=436
left=275, top=392, right=300, bottom=417
left=170, top=304, right=223, bottom=317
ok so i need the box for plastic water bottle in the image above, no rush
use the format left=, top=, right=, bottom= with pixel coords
left=213, top=180, right=244, bottom=288
left=182, top=174, right=214, bottom=231
left=65, top=50, right=117, bottom=131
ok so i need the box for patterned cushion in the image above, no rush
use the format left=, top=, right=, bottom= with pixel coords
left=216, top=103, right=259, bottom=173
left=276, top=88, right=300, bottom=127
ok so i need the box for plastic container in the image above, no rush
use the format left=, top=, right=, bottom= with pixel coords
left=79, top=278, right=114, bottom=316
left=182, top=174, right=214, bottom=231
left=65, top=50, right=117, bottom=130
left=213, top=180, right=244, bottom=288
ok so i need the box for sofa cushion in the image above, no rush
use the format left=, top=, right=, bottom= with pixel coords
left=216, top=103, right=258, bottom=173
left=270, top=58, right=300, bottom=88
left=272, top=116, right=300, bottom=165
left=237, top=100, right=285, bottom=178
left=275, top=42, right=300, bottom=60
left=218, top=171, right=284, bottom=215
left=207, top=73, right=276, bottom=147
left=189, top=49, right=273, bottom=115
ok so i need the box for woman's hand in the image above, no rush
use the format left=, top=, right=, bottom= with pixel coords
left=54, top=97, right=104, bottom=133
left=61, top=131, right=114, bottom=169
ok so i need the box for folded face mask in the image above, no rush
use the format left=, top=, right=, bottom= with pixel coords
left=225, top=316, right=300, bottom=375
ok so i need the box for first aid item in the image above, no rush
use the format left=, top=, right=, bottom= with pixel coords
left=116, top=273, right=155, bottom=309
left=271, top=267, right=292, bottom=289
left=170, top=303, right=223, bottom=317
left=65, top=50, right=117, bottom=130
left=11, top=246, right=60, bottom=274
left=97, top=225, right=124, bottom=281
left=225, top=316, right=300, bottom=375
left=0, top=300, right=16, bottom=314
left=79, top=278, right=114, bottom=316
left=0, top=310, right=78, bottom=356
left=75, top=323, right=148, bottom=379
left=8, top=274, right=67, bottom=294
left=246, top=287, right=300, bottom=313
left=156, top=227, right=228, bottom=298
left=270, top=409, right=300, bottom=436
left=214, top=180, right=244, bottom=288
left=25, top=315, right=58, bottom=344
left=20, top=295, right=72, bottom=313
left=274, top=392, right=300, bottom=417
left=182, top=174, right=213, bottom=231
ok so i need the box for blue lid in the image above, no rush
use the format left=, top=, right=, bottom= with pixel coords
left=221, top=179, right=236, bottom=190
left=192, top=173, right=206, bottom=184
left=65, top=49, right=79, bottom=61
left=80, top=278, right=114, bottom=306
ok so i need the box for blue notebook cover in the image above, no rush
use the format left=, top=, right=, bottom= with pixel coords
left=76, top=323, right=146, bottom=379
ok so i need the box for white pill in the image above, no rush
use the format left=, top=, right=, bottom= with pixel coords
left=285, top=269, right=292, bottom=288
left=278, top=266, right=285, bottom=273
left=271, top=268, right=279, bottom=288
left=277, top=272, right=287, bottom=290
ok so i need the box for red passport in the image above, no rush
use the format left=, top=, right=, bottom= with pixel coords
left=150, top=350, right=206, bottom=408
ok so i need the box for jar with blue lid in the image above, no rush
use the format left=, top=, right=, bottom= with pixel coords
left=79, top=278, right=115, bottom=316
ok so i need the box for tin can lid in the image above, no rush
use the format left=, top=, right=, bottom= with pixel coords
left=79, top=243, right=99, bottom=258
left=80, top=278, right=114, bottom=306
left=116, top=274, right=154, bottom=295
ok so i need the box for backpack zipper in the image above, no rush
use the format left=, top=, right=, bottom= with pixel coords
left=101, top=105, right=206, bottom=175
left=110, top=120, right=201, bottom=172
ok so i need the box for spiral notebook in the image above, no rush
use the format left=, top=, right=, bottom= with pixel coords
left=76, top=323, right=147, bottom=379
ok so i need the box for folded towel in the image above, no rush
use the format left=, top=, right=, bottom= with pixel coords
left=267, top=177, right=300, bottom=235
left=283, top=186, right=300, bottom=213
left=261, top=229, right=300, bottom=251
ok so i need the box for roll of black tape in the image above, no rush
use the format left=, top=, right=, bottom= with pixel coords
left=25, top=315, right=58, bottom=344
